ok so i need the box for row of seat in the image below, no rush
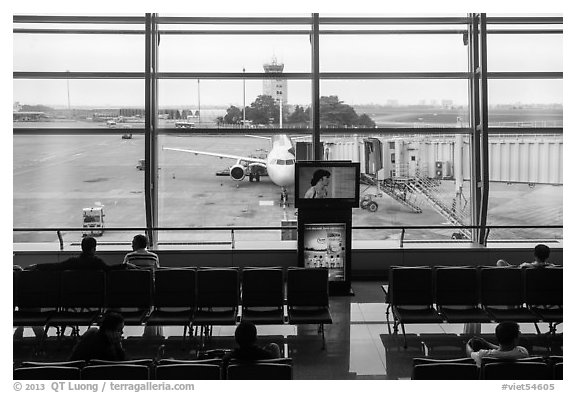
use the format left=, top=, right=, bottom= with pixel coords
left=384, top=266, right=563, bottom=347
left=13, top=358, right=293, bottom=380
left=411, top=356, right=563, bottom=380
left=13, top=267, right=332, bottom=346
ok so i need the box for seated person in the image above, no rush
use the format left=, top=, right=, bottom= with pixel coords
left=225, top=321, right=281, bottom=362
left=123, top=234, right=159, bottom=270
left=69, top=312, right=126, bottom=361
left=30, top=236, right=110, bottom=271
left=497, top=244, right=553, bottom=268
left=466, top=321, right=529, bottom=367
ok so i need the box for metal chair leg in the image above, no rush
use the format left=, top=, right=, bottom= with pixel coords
left=385, top=304, right=392, bottom=335
left=533, top=322, right=542, bottom=335
left=181, top=324, right=188, bottom=348
left=400, top=322, right=407, bottom=349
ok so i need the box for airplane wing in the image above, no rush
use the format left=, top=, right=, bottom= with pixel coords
left=162, top=147, right=267, bottom=165
left=244, top=135, right=271, bottom=140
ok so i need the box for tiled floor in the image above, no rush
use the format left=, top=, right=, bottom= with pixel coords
left=13, top=281, right=563, bottom=380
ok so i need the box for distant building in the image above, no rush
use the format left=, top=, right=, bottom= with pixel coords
left=441, top=99, right=453, bottom=108
left=263, top=57, right=288, bottom=105
left=13, top=111, right=46, bottom=121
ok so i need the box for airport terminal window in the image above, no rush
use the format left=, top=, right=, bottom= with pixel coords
left=13, top=34, right=144, bottom=73
left=157, top=133, right=294, bottom=242
left=320, top=34, right=469, bottom=73
left=13, top=134, right=146, bottom=243
left=13, top=79, right=145, bottom=129
left=485, top=134, right=562, bottom=240
left=157, top=34, right=311, bottom=73
left=322, top=133, right=472, bottom=241
left=319, top=80, right=470, bottom=128
left=487, top=80, right=563, bottom=128
left=13, top=14, right=563, bottom=245
left=486, top=32, right=562, bottom=73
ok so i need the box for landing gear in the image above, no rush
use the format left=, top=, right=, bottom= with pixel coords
left=280, top=187, right=288, bottom=207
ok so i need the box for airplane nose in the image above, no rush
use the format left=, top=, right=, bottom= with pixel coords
left=269, top=166, right=294, bottom=187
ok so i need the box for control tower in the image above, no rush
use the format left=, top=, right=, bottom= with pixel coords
left=263, top=56, right=288, bottom=104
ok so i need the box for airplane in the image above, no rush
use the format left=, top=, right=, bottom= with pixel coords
left=162, top=134, right=296, bottom=205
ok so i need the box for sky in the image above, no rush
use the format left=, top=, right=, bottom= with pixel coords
left=11, top=7, right=563, bottom=108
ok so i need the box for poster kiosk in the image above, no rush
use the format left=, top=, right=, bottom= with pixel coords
left=295, top=161, right=360, bottom=296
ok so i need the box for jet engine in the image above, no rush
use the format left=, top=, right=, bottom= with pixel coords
left=229, top=164, right=246, bottom=181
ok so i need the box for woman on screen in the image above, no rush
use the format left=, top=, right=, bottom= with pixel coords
left=304, top=169, right=331, bottom=198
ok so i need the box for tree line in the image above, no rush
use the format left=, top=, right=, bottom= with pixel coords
left=216, top=95, right=375, bottom=128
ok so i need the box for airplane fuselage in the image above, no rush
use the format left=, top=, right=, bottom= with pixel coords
left=266, top=135, right=296, bottom=188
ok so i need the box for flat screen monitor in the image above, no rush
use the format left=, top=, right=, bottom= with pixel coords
left=295, top=161, right=360, bottom=208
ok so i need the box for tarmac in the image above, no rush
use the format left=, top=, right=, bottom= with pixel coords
left=13, top=128, right=562, bottom=244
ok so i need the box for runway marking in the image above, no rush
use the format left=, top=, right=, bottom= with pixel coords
left=259, top=201, right=275, bottom=206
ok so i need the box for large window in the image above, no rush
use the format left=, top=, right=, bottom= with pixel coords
left=13, top=14, right=563, bottom=245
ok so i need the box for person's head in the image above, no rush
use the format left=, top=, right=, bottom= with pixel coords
left=81, top=236, right=97, bottom=256
left=311, top=169, right=331, bottom=187
left=534, top=244, right=550, bottom=262
left=100, top=312, right=124, bottom=344
left=132, top=234, right=149, bottom=251
left=235, top=321, right=258, bottom=347
left=495, top=321, right=520, bottom=347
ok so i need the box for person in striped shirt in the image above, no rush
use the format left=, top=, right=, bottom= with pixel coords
left=123, top=234, right=159, bottom=270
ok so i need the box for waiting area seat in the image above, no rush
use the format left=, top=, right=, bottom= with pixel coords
left=385, top=265, right=563, bottom=346
left=14, top=366, right=81, bottom=380
left=434, top=267, right=492, bottom=324
left=479, top=267, right=540, bottom=324
left=412, top=357, right=478, bottom=379
left=483, top=362, right=551, bottom=380
left=145, top=268, right=196, bottom=343
left=13, top=270, right=61, bottom=337
left=240, top=267, right=285, bottom=325
left=524, top=267, right=563, bottom=333
left=388, top=266, right=443, bottom=348
left=286, top=268, right=332, bottom=349
left=194, top=268, right=240, bottom=344
left=13, top=358, right=292, bottom=380
left=412, top=356, right=562, bottom=380
left=105, top=269, right=153, bottom=326
left=227, top=363, right=293, bottom=380
left=81, top=364, right=150, bottom=380
left=46, top=270, right=106, bottom=337
left=13, top=266, right=333, bottom=350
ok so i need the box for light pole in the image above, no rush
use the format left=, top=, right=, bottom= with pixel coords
left=242, top=67, right=246, bottom=126
left=279, top=97, right=283, bottom=128
left=66, top=69, right=71, bottom=118
left=197, top=79, right=201, bottom=126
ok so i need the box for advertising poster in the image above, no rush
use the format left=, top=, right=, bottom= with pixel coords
left=302, top=223, right=346, bottom=281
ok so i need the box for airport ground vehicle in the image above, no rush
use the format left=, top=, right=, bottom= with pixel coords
left=175, top=121, right=195, bottom=129
left=137, top=159, right=145, bottom=170
left=360, top=194, right=379, bottom=212
left=82, top=207, right=105, bottom=236
left=122, top=133, right=133, bottom=139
